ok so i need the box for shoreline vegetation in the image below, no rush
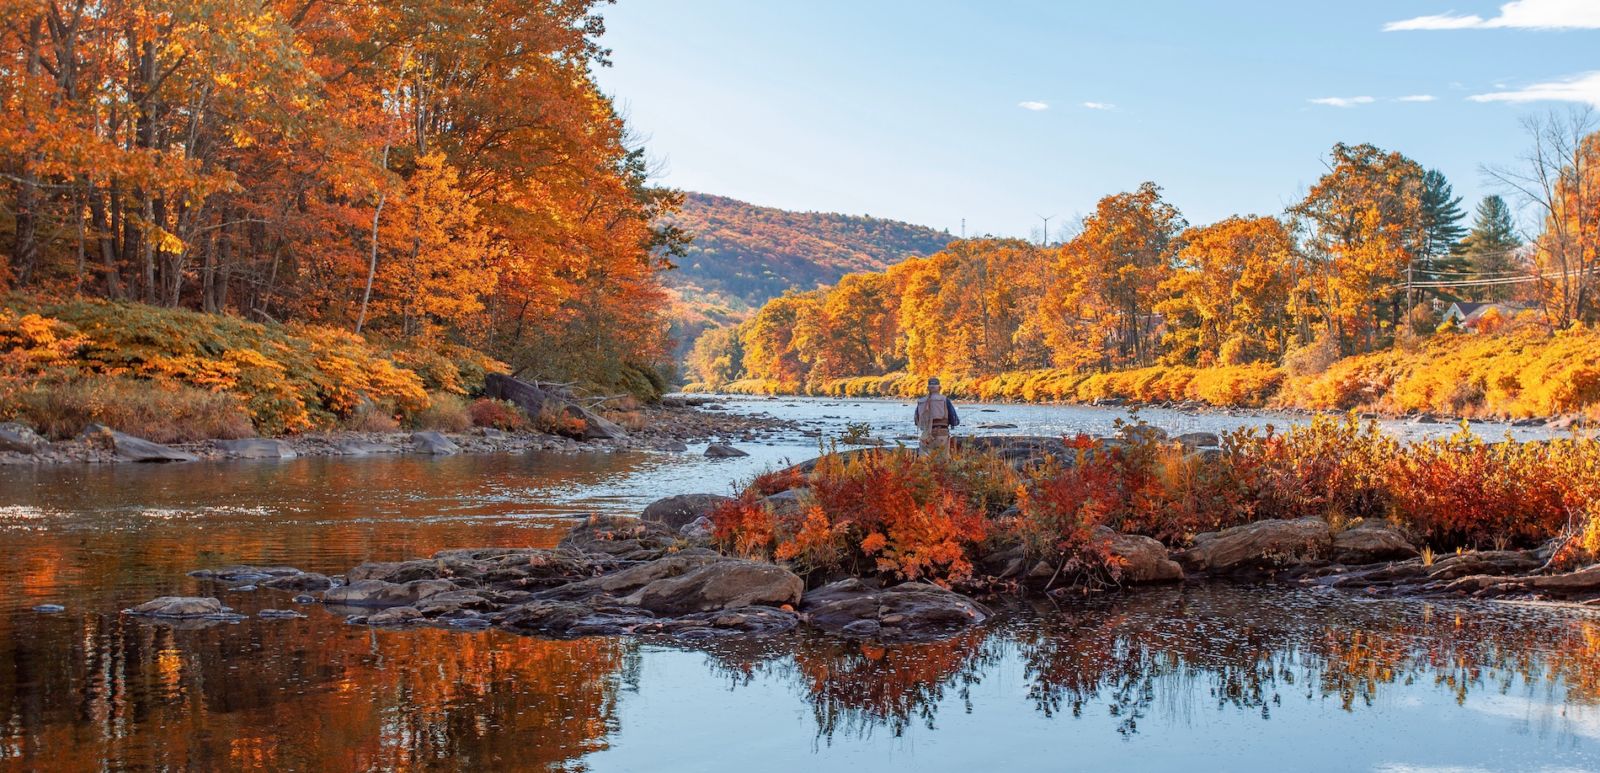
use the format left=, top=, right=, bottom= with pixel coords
left=687, top=324, right=1598, bottom=426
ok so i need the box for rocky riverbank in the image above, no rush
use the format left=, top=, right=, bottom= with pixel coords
left=0, top=396, right=797, bottom=466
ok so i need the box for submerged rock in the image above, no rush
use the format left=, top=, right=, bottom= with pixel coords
left=258, top=609, right=307, bottom=619
left=800, top=579, right=991, bottom=641
left=322, top=579, right=457, bottom=608
left=704, top=443, right=749, bottom=458
left=214, top=438, right=297, bottom=459
left=642, top=493, right=733, bottom=530
left=31, top=604, right=65, bottom=614
left=127, top=596, right=224, bottom=617
left=189, top=565, right=306, bottom=583
left=1178, top=517, right=1332, bottom=575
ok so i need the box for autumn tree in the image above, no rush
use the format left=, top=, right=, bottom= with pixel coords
left=1289, top=143, right=1425, bottom=353
left=1156, top=216, right=1296, bottom=366
left=1036, top=182, right=1184, bottom=369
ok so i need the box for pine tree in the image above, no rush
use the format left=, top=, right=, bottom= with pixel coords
left=1454, top=195, right=1523, bottom=301
left=1418, top=169, right=1467, bottom=267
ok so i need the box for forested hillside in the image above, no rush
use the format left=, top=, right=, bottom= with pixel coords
left=664, top=193, right=951, bottom=318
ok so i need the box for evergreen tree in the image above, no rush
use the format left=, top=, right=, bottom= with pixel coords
left=1455, top=195, right=1523, bottom=301
left=1418, top=169, right=1467, bottom=266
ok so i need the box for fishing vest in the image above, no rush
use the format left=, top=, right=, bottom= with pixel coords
left=921, top=395, right=950, bottom=431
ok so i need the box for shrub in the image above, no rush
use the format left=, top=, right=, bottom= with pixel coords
left=8, top=375, right=253, bottom=442
left=412, top=392, right=472, bottom=431
left=468, top=398, right=529, bottom=431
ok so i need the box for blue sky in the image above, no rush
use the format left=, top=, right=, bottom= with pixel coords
left=591, top=0, right=1600, bottom=238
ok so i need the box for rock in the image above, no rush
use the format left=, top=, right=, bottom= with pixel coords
left=1096, top=528, right=1183, bottom=583
left=704, top=443, right=749, bottom=458
left=126, top=596, right=224, bottom=617
left=1410, top=413, right=1441, bottom=425
left=642, top=493, right=734, bottom=530
left=559, top=515, right=681, bottom=561
left=214, top=438, right=296, bottom=459
left=975, top=422, right=1019, bottom=430
left=292, top=594, right=317, bottom=604
left=332, top=439, right=397, bottom=456
left=1178, top=517, right=1332, bottom=575
left=410, top=431, right=460, bottom=455
left=656, top=440, right=690, bottom=453
left=1121, top=424, right=1167, bottom=443
left=0, top=422, right=47, bottom=454
left=321, top=579, right=457, bottom=608
left=107, top=430, right=197, bottom=463
left=31, top=604, right=65, bottom=613
left=681, top=516, right=714, bottom=542
left=1522, top=565, right=1600, bottom=595
left=365, top=606, right=424, bottom=626
left=1424, top=550, right=1542, bottom=581
left=1331, top=522, right=1418, bottom=564
left=758, top=488, right=809, bottom=518
left=258, top=609, right=307, bottom=619
left=1547, top=415, right=1580, bottom=430
left=800, top=579, right=991, bottom=641
left=260, top=572, right=332, bottom=592
left=564, top=404, right=628, bottom=440
left=1174, top=431, right=1221, bottom=448
left=621, top=558, right=804, bottom=615
left=229, top=585, right=258, bottom=592
left=189, top=565, right=306, bottom=583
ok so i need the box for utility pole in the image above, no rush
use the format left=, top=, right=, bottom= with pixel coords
left=1036, top=213, right=1055, bottom=246
left=960, top=218, right=966, bottom=239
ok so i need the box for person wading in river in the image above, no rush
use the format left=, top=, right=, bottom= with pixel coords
left=914, top=377, right=960, bottom=453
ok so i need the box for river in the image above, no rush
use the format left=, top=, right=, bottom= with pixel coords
left=1, top=397, right=1595, bottom=771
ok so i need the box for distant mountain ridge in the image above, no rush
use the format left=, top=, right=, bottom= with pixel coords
left=663, top=192, right=953, bottom=321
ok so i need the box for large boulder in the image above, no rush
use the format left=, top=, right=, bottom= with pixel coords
left=564, top=404, right=628, bottom=440
left=800, top=579, right=991, bottom=641
left=622, top=558, right=804, bottom=614
left=260, top=572, right=332, bottom=592
left=127, top=596, right=224, bottom=617
left=410, top=431, right=460, bottom=455
left=1174, top=431, right=1221, bottom=448
left=0, top=422, right=47, bottom=454
left=758, top=488, right=809, bottom=518
left=1331, top=522, right=1418, bottom=565
left=1097, top=528, right=1183, bottom=583
left=1178, top=517, right=1333, bottom=575
left=99, top=428, right=196, bottom=463
left=483, top=373, right=625, bottom=440
left=322, top=579, right=457, bottom=608
left=642, top=494, right=733, bottom=530
left=214, top=438, right=296, bottom=459
left=704, top=443, right=748, bottom=458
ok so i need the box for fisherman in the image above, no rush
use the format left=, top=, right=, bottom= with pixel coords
left=913, top=376, right=960, bottom=453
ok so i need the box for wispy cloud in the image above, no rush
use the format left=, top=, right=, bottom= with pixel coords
left=1308, top=96, right=1375, bottom=108
left=1385, top=0, right=1600, bottom=30
left=1017, top=101, right=1049, bottom=111
left=1468, top=70, right=1600, bottom=106
left=1081, top=101, right=1116, bottom=111
left=1396, top=94, right=1438, bottom=102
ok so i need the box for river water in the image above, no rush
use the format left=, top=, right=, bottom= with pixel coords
left=1, top=397, right=1595, bottom=772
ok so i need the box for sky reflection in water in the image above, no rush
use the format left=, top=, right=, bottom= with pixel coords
left=0, top=397, right=1595, bottom=771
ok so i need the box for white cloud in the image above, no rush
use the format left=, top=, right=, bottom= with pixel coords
left=1017, top=101, right=1049, bottom=111
left=1396, top=94, right=1438, bottom=102
left=1468, top=70, right=1600, bottom=106
left=1385, top=0, right=1600, bottom=30
left=1308, top=96, right=1376, bottom=108
left=1081, top=101, right=1116, bottom=111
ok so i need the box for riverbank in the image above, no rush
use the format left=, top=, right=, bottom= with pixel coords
left=688, top=327, right=1600, bottom=429
left=0, top=398, right=797, bottom=466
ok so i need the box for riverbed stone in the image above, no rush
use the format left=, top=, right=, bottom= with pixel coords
left=0, top=422, right=47, bottom=453
left=332, top=439, right=397, bottom=456
left=558, top=515, right=681, bottom=561
left=214, top=438, right=297, bottom=459
left=322, top=579, right=457, bottom=608
left=758, top=488, right=809, bottom=518
left=365, top=606, right=424, bottom=626
left=1178, top=517, right=1333, bottom=575
left=800, top=579, right=991, bottom=641
left=1174, top=431, right=1221, bottom=448
left=260, top=572, right=333, bottom=592
left=189, top=565, right=307, bottom=583
left=642, top=493, right=733, bottom=530
left=410, top=431, right=460, bottom=455
left=704, top=443, right=749, bottom=458
left=1331, top=522, right=1418, bottom=565
left=127, top=596, right=224, bottom=617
